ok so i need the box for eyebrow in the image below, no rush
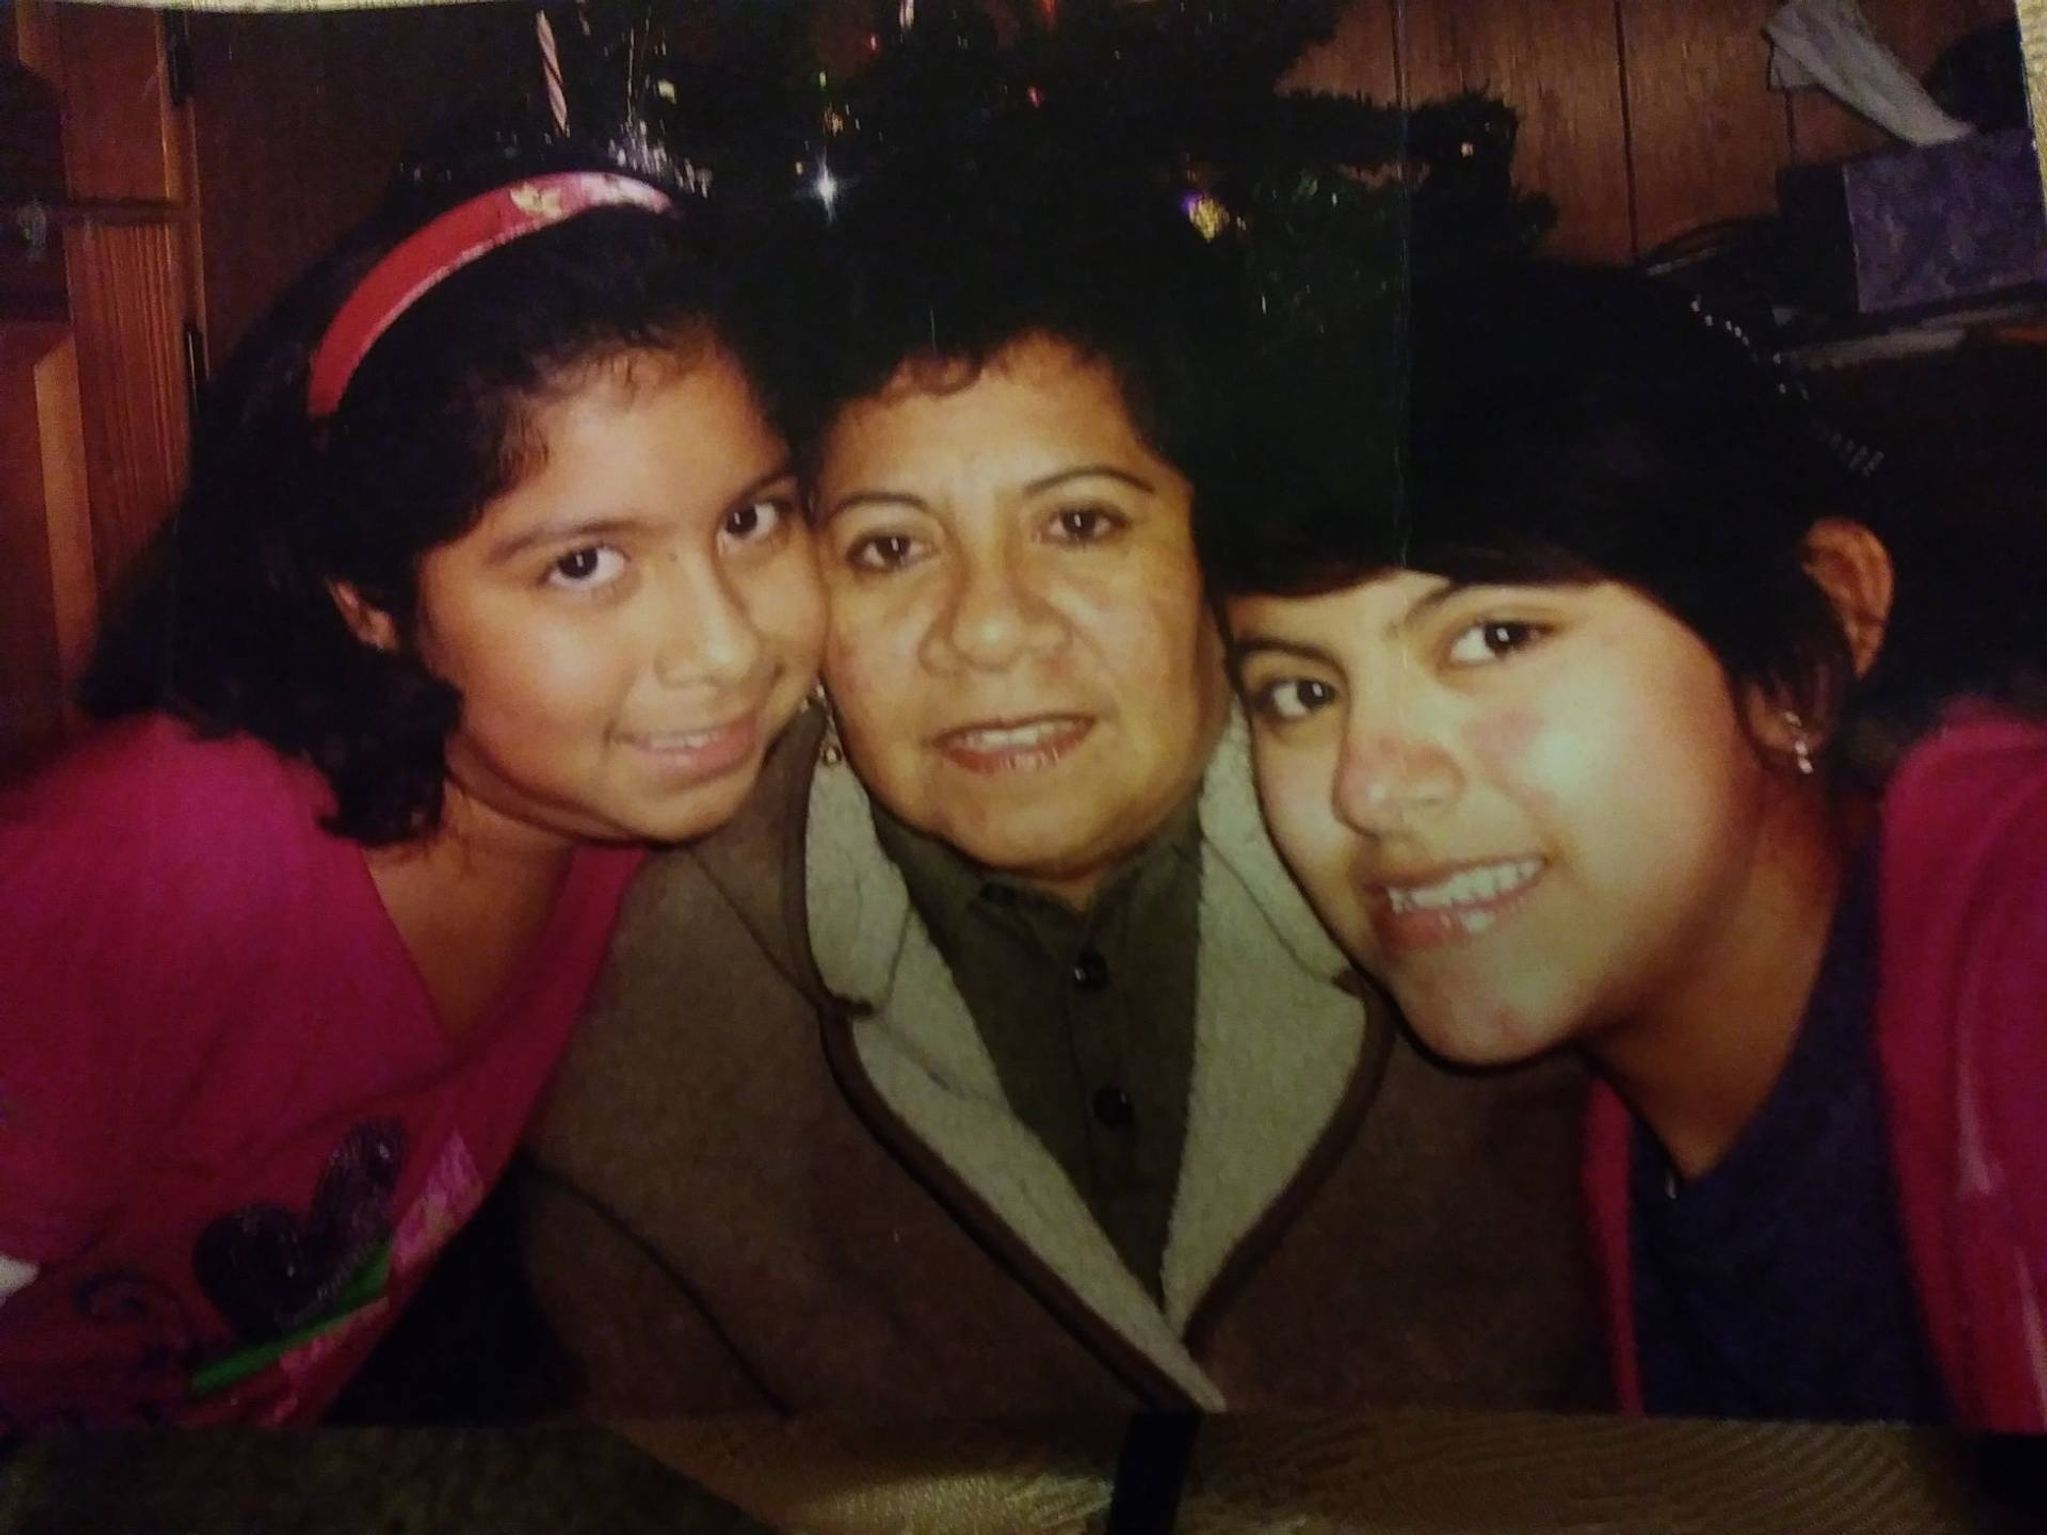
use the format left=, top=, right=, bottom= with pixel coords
left=1226, top=579, right=1481, bottom=669
left=1227, top=635, right=1337, bottom=673
left=1398, top=578, right=1473, bottom=630
left=1023, top=464, right=1158, bottom=497
left=819, top=463, right=1158, bottom=525
left=487, top=463, right=797, bottom=563
left=818, top=489, right=927, bottom=525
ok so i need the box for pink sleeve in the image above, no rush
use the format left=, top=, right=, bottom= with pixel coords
left=0, top=767, right=145, bottom=1261
left=1579, top=1082, right=1641, bottom=1412
left=0, top=722, right=304, bottom=1264
left=1876, top=709, right=2047, bottom=1431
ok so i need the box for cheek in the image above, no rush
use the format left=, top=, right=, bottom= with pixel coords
left=823, top=592, right=905, bottom=679
left=1465, top=704, right=1541, bottom=770
left=422, top=598, right=618, bottom=726
left=747, top=556, right=828, bottom=663
left=1073, top=574, right=1212, bottom=703
left=1463, top=704, right=1584, bottom=825
left=822, top=605, right=922, bottom=754
left=1255, top=744, right=1348, bottom=879
left=469, top=630, right=626, bottom=730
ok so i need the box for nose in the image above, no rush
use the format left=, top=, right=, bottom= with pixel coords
left=923, top=543, right=1066, bottom=674
left=652, top=556, right=768, bottom=693
left=1332, top=716, right=1463, bottom=837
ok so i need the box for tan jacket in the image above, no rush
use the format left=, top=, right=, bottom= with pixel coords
left=520, top=706, right=1607, bottom=1415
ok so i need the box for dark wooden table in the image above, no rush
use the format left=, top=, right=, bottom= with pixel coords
left=7, top=1412, right=2034, bottom=1535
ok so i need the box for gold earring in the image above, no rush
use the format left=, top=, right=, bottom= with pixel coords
left=812, top=683, right=844, bottom=767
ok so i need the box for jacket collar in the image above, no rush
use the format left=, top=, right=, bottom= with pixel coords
left=805, top=706, right=1370, bottom=1406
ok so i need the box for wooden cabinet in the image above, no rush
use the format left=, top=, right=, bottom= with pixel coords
left=0, top=1, right=527, bottom=780
left=2, top=2, right=192, bottom=776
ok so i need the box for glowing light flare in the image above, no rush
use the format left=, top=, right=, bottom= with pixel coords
left=1181, top=191, right=1232, bottom=242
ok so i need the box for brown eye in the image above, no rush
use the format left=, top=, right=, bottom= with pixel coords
left=1049, top=506, right=1124, bottom=543
left=846, top=532, right=923, bottom=572
left=1252, top=677, right=1340, bottom=724
left=723, top=499, right=789, bottom=543
left=544, top=546, right=627, bottom=590
left=1446, top=619, right=1548, bottom=666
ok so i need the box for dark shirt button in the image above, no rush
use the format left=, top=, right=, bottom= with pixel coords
left=1071, top=948, right=1110, bottom=990
left=1092, top=1085, right=1135, bottom=1129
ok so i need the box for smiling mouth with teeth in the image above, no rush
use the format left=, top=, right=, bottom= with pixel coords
left=618, top=715, right=761, bottom=781
left=1367, top=858, right=1545, bottom=951
left=935, top=715, right=1094, bottom=775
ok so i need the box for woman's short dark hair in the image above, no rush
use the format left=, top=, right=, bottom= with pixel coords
left=1199, top=261, right=1893, bottom=761
left=83, top=162, right=768, bottom=845
left=781, top=122, right=1241, bottom=481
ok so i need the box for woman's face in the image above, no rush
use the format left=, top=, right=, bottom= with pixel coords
left=814, top=334, right=1229, bottom=906
left=1227, top=572, right=1796, bottom=1066
left=400, top=347, right=825, bottom=851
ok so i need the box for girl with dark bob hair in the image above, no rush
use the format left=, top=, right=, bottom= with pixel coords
left=0, top=156, right=824, bottom=1427
left=1209, top=261, right=2047, bottom=1428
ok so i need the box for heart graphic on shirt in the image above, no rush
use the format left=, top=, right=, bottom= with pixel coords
left=192, top=1120, right=406, bottom=1343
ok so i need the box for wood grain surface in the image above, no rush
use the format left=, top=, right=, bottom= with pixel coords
left=0, top=1426, right=775, bottom=1535
left=1396, top=0, right=1634, bottom=260
left=1283, top=0, right=2019, bottom=263
left=186, top=5, right=531, bottom=358
left=1284, top=0, right=1400, bottom=104
left=1619, top=0, right=1792, bottom=256
left=624, top=1409, right=2037, bottom=1535
left=61, top=222, right=190, bottom=602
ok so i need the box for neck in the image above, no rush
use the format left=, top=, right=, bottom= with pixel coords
left=371, top=781, right=578, bottom=886
left=1024, top=866, right=1109, bottom=912
left=1592, top=784, right=1853, bottom=1181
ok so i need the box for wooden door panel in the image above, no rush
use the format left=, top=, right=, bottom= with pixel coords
left=0, top=323, right=90, bottom=779
left=1621, top=0, right=1794, bottom=255
left=63, top=222, right=191, bottom=609
left=1399, top=0, right=1635, bottom=260
left=31, top=3, right=183, bottom=202
left=1286, top=0, right=1401, bottom=102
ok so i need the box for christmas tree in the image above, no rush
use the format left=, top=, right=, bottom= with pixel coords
left=545, top=0, right=1551, bottom=338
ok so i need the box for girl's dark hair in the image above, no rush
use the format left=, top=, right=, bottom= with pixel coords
left=82, top=159, right=765, bottom=844
left=780, top=121, right=1241, bottom=482
left=1200, top=261, right=1898, bottom=770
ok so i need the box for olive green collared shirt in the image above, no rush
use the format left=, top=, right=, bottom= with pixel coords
left=872, top=801, right=1203, bottom=1303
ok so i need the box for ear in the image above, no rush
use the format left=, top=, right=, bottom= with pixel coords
left=1801, top=517, right=1893, bottom=679
left=327, top=581, right=399, bottom=653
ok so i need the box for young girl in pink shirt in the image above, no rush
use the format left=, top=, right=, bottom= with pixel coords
left=0, top=156, right=823, bottom=1427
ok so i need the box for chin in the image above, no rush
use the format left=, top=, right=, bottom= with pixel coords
left=1390, top=984, right=1570, bottom=1070
left=630, top=786, right=756, bottom=846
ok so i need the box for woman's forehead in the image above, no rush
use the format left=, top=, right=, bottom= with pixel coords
left=817, top=338, right=1163, bottom=493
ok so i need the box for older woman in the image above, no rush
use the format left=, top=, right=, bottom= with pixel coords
left=516, top=136, right=1603, bottom=1414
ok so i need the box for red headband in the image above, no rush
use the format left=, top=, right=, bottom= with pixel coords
left=306, top=172, right=676, bottom=420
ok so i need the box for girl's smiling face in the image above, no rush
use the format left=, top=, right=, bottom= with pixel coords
left=395, top=346, right=824, bottom=851
left=1228, top=572, right=1798, bottom=1067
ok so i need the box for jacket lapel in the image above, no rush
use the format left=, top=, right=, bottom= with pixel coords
left=805, top=707, right=1367, bottom=1406
left=1163, top=713, right=1366, bottom=1329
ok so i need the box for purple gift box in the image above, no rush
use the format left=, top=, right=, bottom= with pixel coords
left=1781, top=128, right=2047, bottom=317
